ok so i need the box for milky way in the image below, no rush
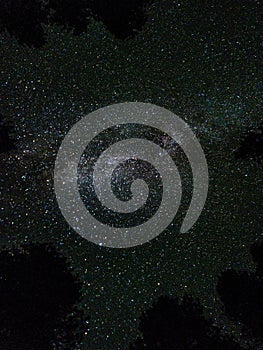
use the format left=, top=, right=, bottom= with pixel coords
left=1, top=1, right=262, bottom=349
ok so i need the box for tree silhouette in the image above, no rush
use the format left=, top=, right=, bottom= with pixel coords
left=130, top=295, right=242, bottom=350
left=217, top=242, right=263, bottom=340
left=84, top=0, right=152, bottom=39
left=251, top=240, right=263, bottom=278
left=235, top=125, right=263, bottom=163
left=0, top=244, right=85, bottom=349
left=0, top=0, right=47, bottom=47
left=0, top=0, right=153, bottom=47
left=217, top=250, right=263, bottom=342
left=47, top=0, right=92, bottom=35
left=0, top=114, right=17, bottom=153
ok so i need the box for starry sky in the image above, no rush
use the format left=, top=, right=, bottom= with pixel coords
left=0, top=0, right=262, bottom=349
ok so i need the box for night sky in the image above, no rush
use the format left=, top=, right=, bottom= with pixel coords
left=0, top=0, right=262, bottom=349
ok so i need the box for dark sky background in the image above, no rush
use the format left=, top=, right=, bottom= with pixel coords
left=0, top=0, right=262, bottom=349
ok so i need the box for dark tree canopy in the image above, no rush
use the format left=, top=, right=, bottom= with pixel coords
left=235, top=125, right=263, bottom=163
left=217, top=269, right=263, bottom=341
left=0, top=114, right=17, bottom=153
left=0, top=0, right=47, bottom=47
left=0, top=244, right=85, bottom=349
left=0, top=0, right=153, bottom=46
left=217, top=241, right=263, bottom=342
left=130, top=295, right=242, bottom=350
left=251, top=240, right=263, bottom=277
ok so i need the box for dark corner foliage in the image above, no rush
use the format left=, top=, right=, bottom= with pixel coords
left=0, top=244, right=86, bottom=349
